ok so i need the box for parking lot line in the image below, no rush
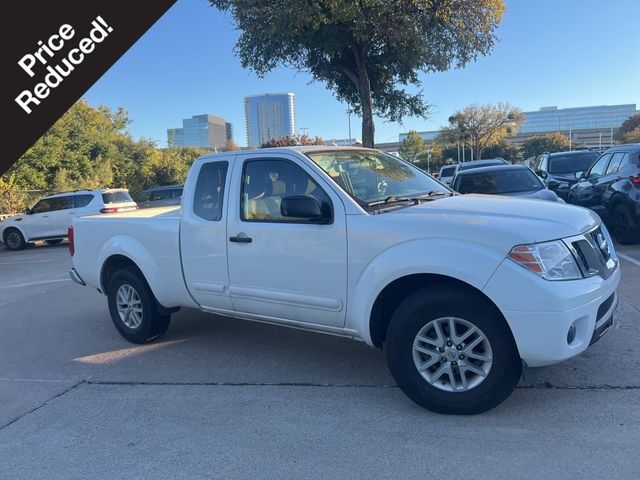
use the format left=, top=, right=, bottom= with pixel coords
left=618, top=253, right=640, bottom=268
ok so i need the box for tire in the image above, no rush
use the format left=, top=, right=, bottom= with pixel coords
left=3, top=228, right=25, bottom=250
left=107, top=267, right=170, bottom=344
left=385, top=286, right=521, bottom=415
left=611, top=203, right=640, bottom=245
left=45, top=239, right=63, bottom=246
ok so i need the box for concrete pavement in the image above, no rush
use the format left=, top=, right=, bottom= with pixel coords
left=0, top=240, right=639, bottom=479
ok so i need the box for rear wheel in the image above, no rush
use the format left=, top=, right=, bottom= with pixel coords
left=107, top=267, right=170, bottom=344
left=45, top=239, right=63, bottom=246
left=611, top=203, right=640, bottom=245
left=3, top=228, right=25, bottom=250
left=385, top=286, right=521, bottom=414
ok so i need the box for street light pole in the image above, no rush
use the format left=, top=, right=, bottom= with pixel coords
left=347, top=105, right=352, bottom=145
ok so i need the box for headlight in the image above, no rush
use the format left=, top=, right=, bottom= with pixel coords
left=508, top=240, right=582, bottom=280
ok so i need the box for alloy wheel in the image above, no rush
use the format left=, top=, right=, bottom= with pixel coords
left=412, top=317, right=493, bottom=392
left=116, top=284, right=144, bottom=329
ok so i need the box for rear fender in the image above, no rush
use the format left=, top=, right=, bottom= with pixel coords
left=97, top=235, right=168, bottom=305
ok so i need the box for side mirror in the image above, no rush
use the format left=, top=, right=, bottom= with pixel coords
left=25, top=208, right=32, bottom=215
left=547, top=180, right=559, bottom=189
left=576, top=171, right=585, bottom=180
left=280, top=195, right=329, bottom=223
left=536, top=170, right=547, bottom=179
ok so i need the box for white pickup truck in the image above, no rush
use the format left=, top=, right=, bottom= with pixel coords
left=69, top=146, right=620, bottom=414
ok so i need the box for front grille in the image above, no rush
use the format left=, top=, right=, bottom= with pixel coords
left=565, top=225, right=618, bottom=279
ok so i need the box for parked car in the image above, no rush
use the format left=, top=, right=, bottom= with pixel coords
left=69, top=146, right=619, bottom=414
left=136, top=185, right=184, bottom=209
left=589, top=144, right=640, bottom=244
left=532, top=150, right=600, bottom=200
left=0, top=189, right=137, bottom=250
left=438, top=164, right=457, bottom=186
left=439, top=158, right=508, bottom=187
left=568, top=144, right=640, bottom=242
left=452, top=165, right=561, bottom=202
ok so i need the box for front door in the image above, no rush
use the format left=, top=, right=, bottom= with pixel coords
left=226, top=153, right=348, bottom=327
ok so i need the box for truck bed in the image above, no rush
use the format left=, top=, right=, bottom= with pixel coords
left=71, top=206, right=196, bottom=308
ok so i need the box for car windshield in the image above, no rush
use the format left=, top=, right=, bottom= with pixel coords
left=548, top=152, right=599, bottom=174
left=305, top=150, right=449, bottom=211
left=102, top=191, right=134, bottom=204
left=456, top=169, right=544, bottom=194
left=441, top=166, right=456, bottom=177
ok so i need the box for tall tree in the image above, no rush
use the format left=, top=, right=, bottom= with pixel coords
left=521, top=133, right=570, bottom=159
left=615, top=114, right=640, bottom=141
left=211, top=0, right=506, bottom=147
left=439, top=103, right=523, bottom=160
left=399, top=130, right=428, bottom=164
left=481, top=140, right=522, bottom=163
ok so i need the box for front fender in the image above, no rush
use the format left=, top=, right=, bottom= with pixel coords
left=346, top=239, right=506, bottom=345
left=0, top=221, right=27, bottom=242
left=97, top=235, right=169, bottom=305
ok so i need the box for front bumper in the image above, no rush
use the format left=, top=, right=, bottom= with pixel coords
left=483, top=257, right=621, bottom=367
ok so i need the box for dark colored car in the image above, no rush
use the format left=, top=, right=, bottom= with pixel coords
left=532, top=150, right=600, bottom=200
left=568, top=144, right=640, bottom=243
left=452, top=164, right=560, bottom=202
left=136, top=185, right=184, bottom=209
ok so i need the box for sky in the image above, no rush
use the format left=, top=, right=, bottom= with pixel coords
left=85, top=0, right=640, bottom=147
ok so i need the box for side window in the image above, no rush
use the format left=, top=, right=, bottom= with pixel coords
left=31, top=199, right=53, bottom=214
left=588, top=154, right=611, bottom=178
left=193, top=161, right=228, bottom=221
left=48, top=196, right=73, bottom=211
left=74, top=194, right=94, bottom=208
left=172, top=188, right=183, bottom=199
left=605, top=153, right=625, bottom=175
left=150, top=190, right=171, bottom=201
left=617, top=153, right=631, bottom=172
left=137, top=192, right=150, bottom=203
left=241, top=159, right=332, bottom=223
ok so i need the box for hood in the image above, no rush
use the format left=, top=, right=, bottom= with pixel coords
left=387, top=194, right=599, bottom=244
left=548, top=172, right=583, bottom=184
left=501, top=189, right=559, bottom=202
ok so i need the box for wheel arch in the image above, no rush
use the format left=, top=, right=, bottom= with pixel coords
left=2, top=224, right=27, bottom=243
left=368, top=273, right=514, bottom=349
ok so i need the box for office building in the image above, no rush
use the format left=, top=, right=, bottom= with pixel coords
left=167, top=114, right=231, bottom=149
left=400, top=104, right=639, bottom=150
left=245, top=93, right=296, bottom=147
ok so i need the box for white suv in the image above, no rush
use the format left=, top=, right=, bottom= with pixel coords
left=1, top=189, right=137, bottom=250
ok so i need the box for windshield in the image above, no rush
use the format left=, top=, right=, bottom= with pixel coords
left=456, top=169, right=544, bottom=194
left=102, top=191, right=134, bottom=204
left=548, top=152, right=599, bottom=174
left=440, top=166, right=457, bottom=177
left=306, top=150, right=449, bottom=210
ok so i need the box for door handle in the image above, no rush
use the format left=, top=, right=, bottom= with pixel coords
left=229, top=234, right=252, bottom=243
left=68, top=212, right=75, bottom=215
left=42, top=215, right=49, bottom=218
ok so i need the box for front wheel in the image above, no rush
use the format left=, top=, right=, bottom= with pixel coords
left=611, top=203, right=640, bottom=245
left=385, top=286, right=521, bottom=414
left=107, top=267, right=170, bottom=344
left=3, top=228, right=25, bottom=250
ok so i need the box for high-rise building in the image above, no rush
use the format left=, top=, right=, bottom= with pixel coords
left=167, top=114, right=231, bottom=149
left=244, top=93, right=296, bottom=147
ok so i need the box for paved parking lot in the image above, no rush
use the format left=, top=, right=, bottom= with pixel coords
left=0, top=240, right=639, bottom=479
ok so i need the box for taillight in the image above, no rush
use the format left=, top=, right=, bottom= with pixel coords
left=100, top=207, right=120, bottom=213
left=630, top=174, right=640, bottom=184
left=68, top=225, right=75, bottom=256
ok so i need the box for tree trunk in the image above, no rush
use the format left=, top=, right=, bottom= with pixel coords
left=357, top=67, right=375, bottom=148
